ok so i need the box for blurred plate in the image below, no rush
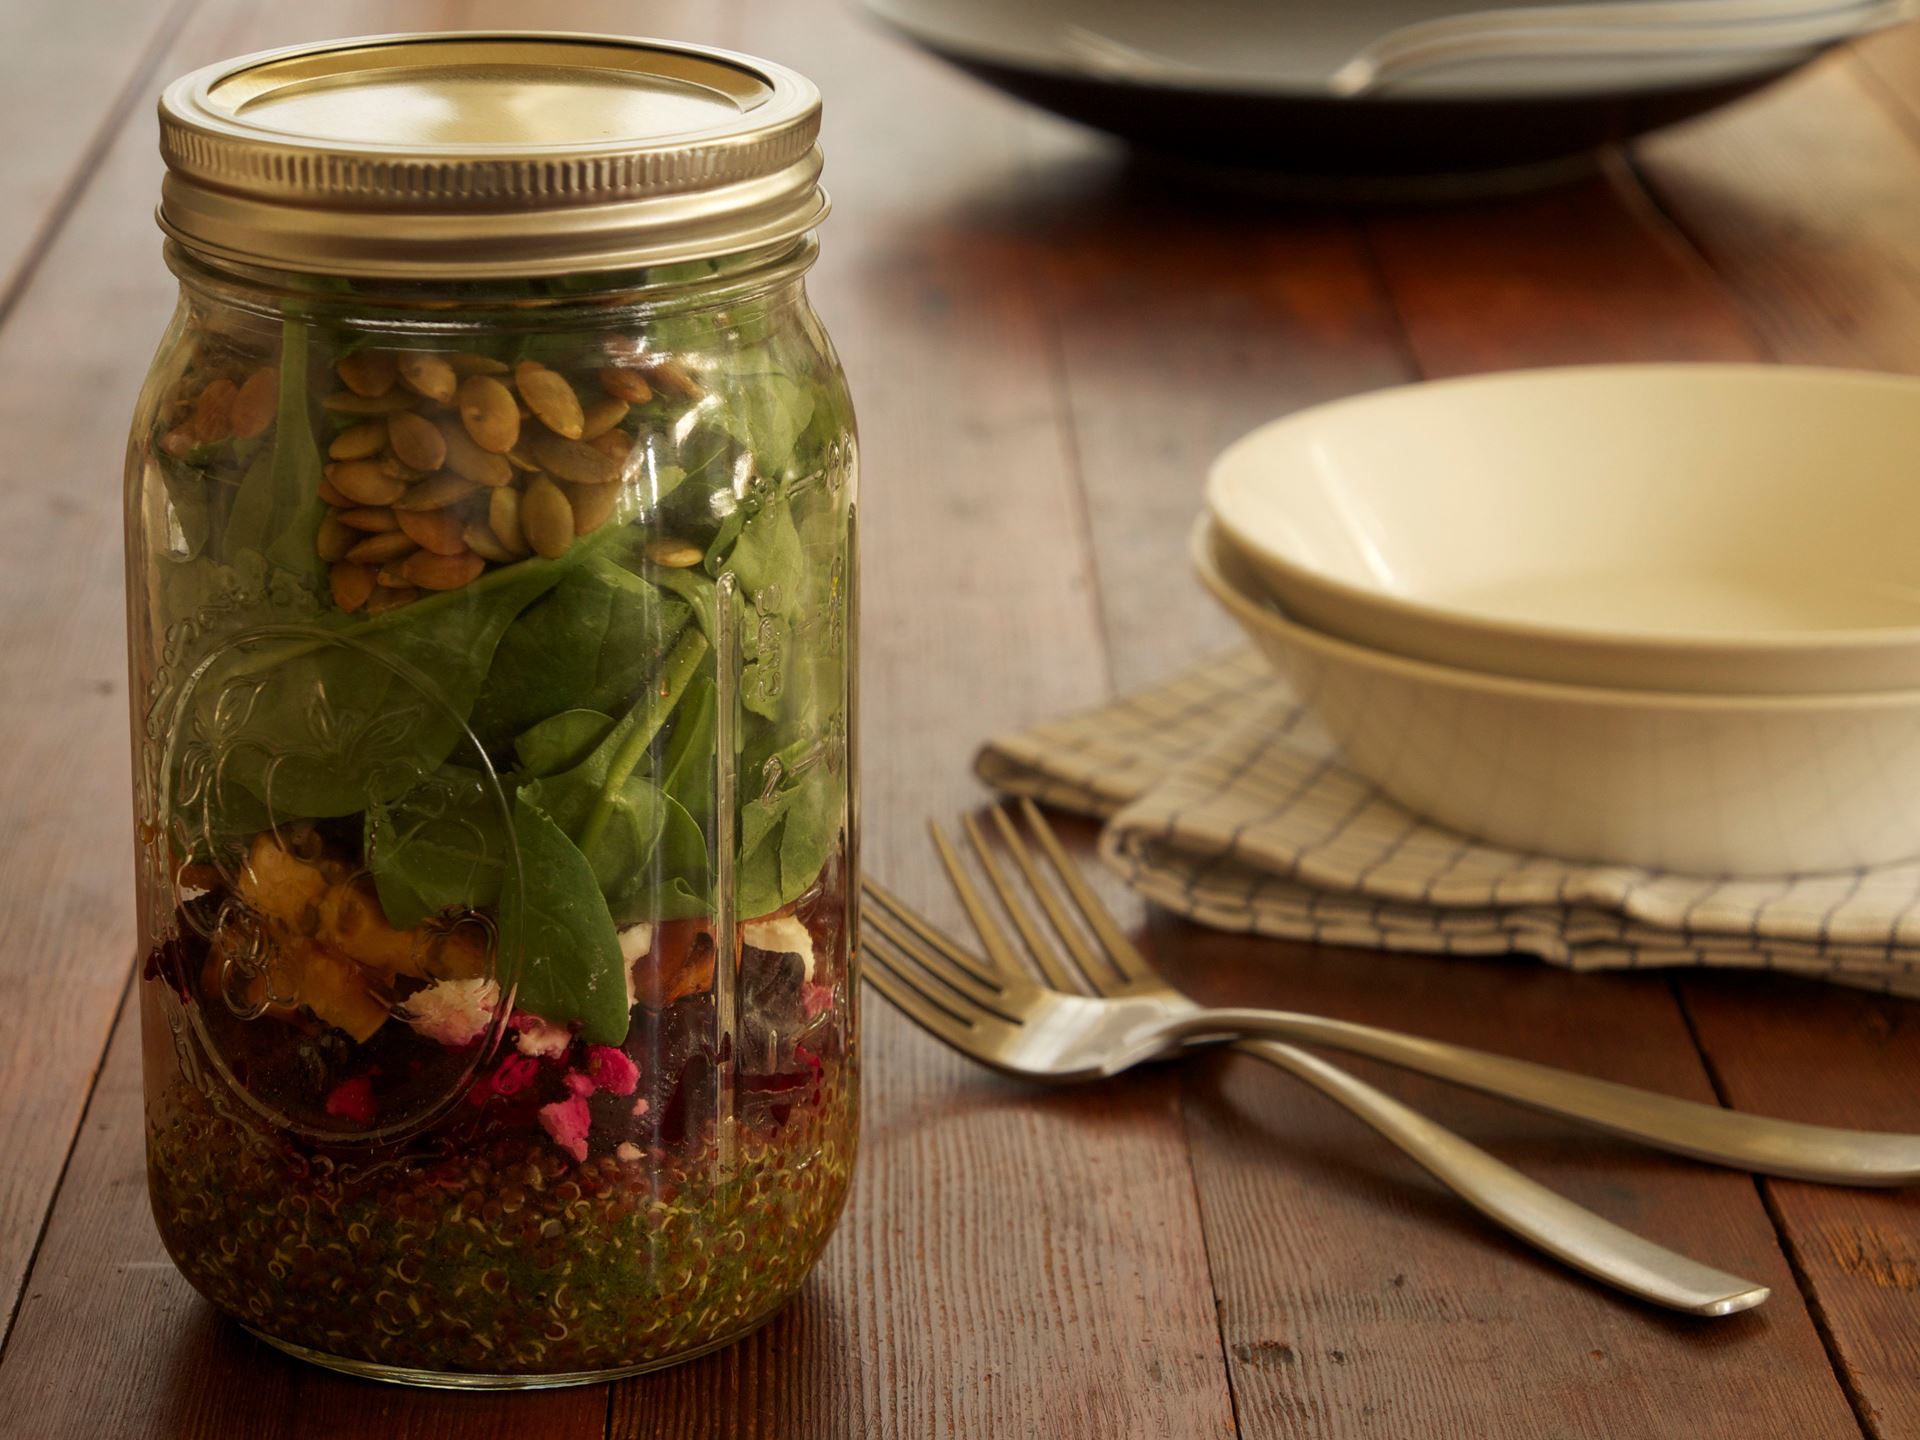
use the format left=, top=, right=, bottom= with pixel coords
left=863, top=0, right=1829, bottom=184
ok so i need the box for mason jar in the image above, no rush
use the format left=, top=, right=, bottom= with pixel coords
left=125, top=34, right=857, bottom=1387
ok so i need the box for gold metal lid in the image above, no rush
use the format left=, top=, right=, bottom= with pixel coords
left=157, top=32, right=827, bottom=279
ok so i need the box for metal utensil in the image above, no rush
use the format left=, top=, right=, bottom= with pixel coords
left=1329, top=0, right=1914, bottom=96
left=887, top=798, right=1920, bottom=1186
left=1054, top=0, right=1912, bottom=97
left=862, top=803, right=1769, bottom=1315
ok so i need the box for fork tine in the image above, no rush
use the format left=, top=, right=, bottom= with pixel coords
left=988, top=805, right=1112, bottom=993
left=929, top=819, right=1030, bottom=981
left=962, top=811, right=1083, bottom=994
left=862, top=941, right=983, bottom=1050
left=1018, top=797, right=1154, bottom=983
left=862, top=876, right=1005, bottom=991
left=865, top=906, right=1021, bottom=1020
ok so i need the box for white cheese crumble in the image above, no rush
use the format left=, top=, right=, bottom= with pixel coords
left=743, top=915, right=815, bottom=981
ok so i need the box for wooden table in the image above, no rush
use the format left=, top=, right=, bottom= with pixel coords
left=2, top=2, right=1918, bottom=1434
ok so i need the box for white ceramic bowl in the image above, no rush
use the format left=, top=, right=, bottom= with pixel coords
left=1207, top=365, right=1920, bottom=694
left=1194, top=517, right=1920, bottom=875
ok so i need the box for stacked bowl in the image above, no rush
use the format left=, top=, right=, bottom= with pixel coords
left=1197, top=364, right=1920, bottom=876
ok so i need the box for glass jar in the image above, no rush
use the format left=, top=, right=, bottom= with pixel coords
left=125, top=35, right=856, bottom=1387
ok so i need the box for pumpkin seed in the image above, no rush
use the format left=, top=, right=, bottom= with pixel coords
left=458, top=375, right=520, bottom=453
left=329, top=461, right=407, bottom=507
left=488, top=486, right=530, bottom=556
left=597, top=366, right=653, bottom=405
left=505, top=445, right=540, bottom=472
left=521, top=476, right=575, bottom=559
left=563, top=480, right=620, bottom=535
left=395, top=508, right=469, bottom=557
left=579, top=396, right=629, bottom=441
left=402, top=550, right=487, bottom=591
left=398, top=352, right=459, bottom=405
left=514, top=361, right=585, bottom=440
left=322, top=390, right=416, bottom=416
left=338, top=506, right=400, bottom=533
left=395, top=472, right=481, bottom=511
left=190, top=377, right=237, bottom=443
left=437, top=420, right=514, bottom=487
left=336, top=351, right=398, bottom=398
left=462, top=523, right=516, bottom=563
left=317, top=478, right=352, bottom=507
left=230, top=367, right=279, bottom=439
left=526, top=427, right=620, bottom=486
left=645, top=538, right=705, bottom=569
left=345, top=531, right=418, bottom=564
left=447, top=352, right=511, bottom=376
left=590, top=429, right=633, bottom=463
left=329, top=562, right=377, bottom=613
left=387, top=409, right=448, bottom=472
left=641, top=356, right=702, bottom=400
left=316, top=514, right=355, bottom=562
left=328, top=419, right=388, bottom=461
left=365, top=585, right=419, bottom=614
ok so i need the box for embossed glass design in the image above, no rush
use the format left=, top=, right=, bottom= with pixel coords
left=125, top=240, right=858, bottom=1386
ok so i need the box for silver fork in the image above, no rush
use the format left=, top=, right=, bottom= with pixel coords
left=862, top=804, right=1769, bottom=1315
left=881, top=800, right=1920, bottom=1186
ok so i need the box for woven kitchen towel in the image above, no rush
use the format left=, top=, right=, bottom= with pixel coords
left=975, top=648, right=1920, bottom=998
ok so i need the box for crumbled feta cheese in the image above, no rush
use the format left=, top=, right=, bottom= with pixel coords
left=615, top=1142, right=643, bottom=1163
left=619, top=923, right=655, bottom=1010
left=512, top=1011, right=574, bottom=1059
left=402, top=977, right=499, bottom=1048
left=743, top=914, right=815, bottom=980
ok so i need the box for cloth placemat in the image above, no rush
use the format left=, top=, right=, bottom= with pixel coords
left=975, top=649, right=1920, bottom=998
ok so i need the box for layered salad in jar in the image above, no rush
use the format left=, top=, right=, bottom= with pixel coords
left=132, top=274, right=856, bottom=1379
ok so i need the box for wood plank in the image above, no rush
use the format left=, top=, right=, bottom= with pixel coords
left=613, top=3, right=1240, bottom=1432
left=1632, top=46, right=1920, bottom=1438
left=0, top=0, right=193, bottom=311
left=1034, top=134, right=1865, bottom=1426
left=0, top=0, right=1239, bottom=1434
left=1635, top=51, right=1920, bottom=374
left=0, top=991, right=608, bottom=1439
left=1851, top=27, right=1920, bottom=135
left=1364, top=159, right=1764, bottom=375
left=1677, top=976, right=1920, bottom=1440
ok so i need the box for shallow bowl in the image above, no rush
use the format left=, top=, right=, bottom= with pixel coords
left=1208, top=365, right=1920, bottom=694
left=1194, top=517, right=1920, bottom=876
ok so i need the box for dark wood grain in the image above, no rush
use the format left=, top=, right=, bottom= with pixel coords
left=2, top=0, right=1918, bottom=1433
left=1636, top=49, right=1920, bottom=375
left=1023, top=114, right=1867, bottom=1429
left=0, top=0, right=1238, bottom=1436
left=0, top=0, right=193, bottom=312
left=1365, top=158, right=1765, bottom=374
left=1629, top=45, right=1920, bottom=1437
left=1678, top=976, right=1920, bottom=1440
left=612, top=3, right=1240, bottom=1434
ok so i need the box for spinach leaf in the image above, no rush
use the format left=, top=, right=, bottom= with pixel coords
left=715, top=371, right=815, bottom=475
left=154, top=451, right=213, bottom=560
left=469, top=554, right=692, bottom=748
left=516, top=627, right=709, bottom=926
left=736, top=752, right=845, bottom=920
left=221, top=321, right=325, bottom=581
left=515, top=709, right=616, bottom=778
left=500, top=791, right=630, bottom=1045
left=184, top=556, right=565, bottom=822
left=366, top=766, right=514, bottom=930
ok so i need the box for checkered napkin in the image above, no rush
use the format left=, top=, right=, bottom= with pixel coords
left=975, top=649, right=1920, bottom=998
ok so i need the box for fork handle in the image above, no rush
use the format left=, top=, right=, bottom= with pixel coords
left=1174, top=1008, right=1920, bottom=1185
left=1237, top=1039, right=1767, bottom=1315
